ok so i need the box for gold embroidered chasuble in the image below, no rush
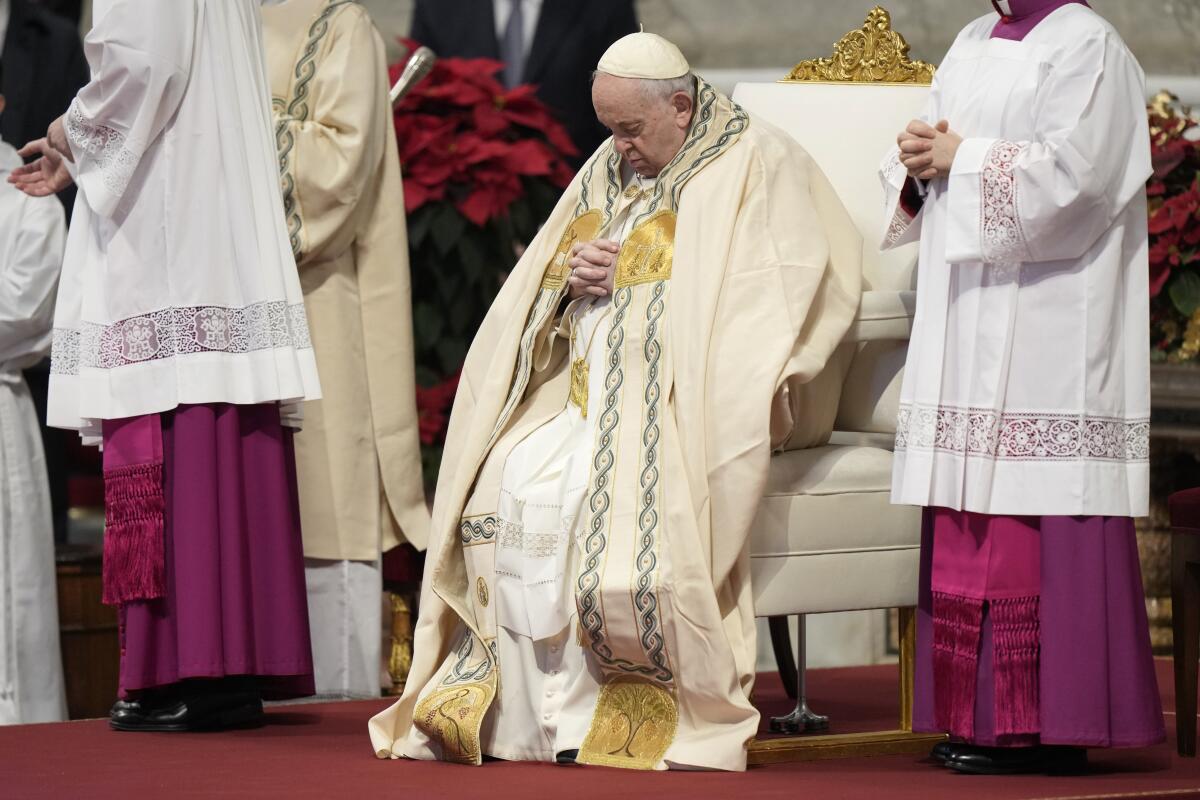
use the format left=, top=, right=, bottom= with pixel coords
left=368, top=81, right=863, bottom=771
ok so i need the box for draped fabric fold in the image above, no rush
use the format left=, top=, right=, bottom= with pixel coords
left=368, top=81, right=863, bottom=771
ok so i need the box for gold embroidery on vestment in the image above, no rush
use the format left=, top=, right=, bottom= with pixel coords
left=413, top=680, right=496, bottom=765
left=476, top=577, right=489, bottom=608
left=542, top=209, right=603, bottom=290
left=569, top=357, right=590, bottom=417
left=615, top=211, right=675, bottom=289
left=577, top=677, right=679, bottom=770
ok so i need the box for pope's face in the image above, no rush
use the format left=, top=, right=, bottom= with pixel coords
left=592, top=74, right=692, bottom=178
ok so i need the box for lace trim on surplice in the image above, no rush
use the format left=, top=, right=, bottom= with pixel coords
left=881, top=148, right=915, bottom=248
left=980, top=140, right=1031, bottom=265
left=50, top=301, right=312, bottom=375
left=895, top=403, right=1150, bottom=463
left=65, top=104, right=140, bottom=199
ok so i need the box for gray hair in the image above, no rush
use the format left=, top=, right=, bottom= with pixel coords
left=640, top=72, right=696, bottom=103
left=592, top=71, right=696, bottom=105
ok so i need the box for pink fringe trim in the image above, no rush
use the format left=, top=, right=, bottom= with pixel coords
left=932, top=591, right=983, bottom=740
left=102, top=461, right=166, bottom=606
left=991, top=595, right=1040, bottom=736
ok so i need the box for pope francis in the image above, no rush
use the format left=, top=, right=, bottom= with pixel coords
left=369, top=32, right=862, bottom=771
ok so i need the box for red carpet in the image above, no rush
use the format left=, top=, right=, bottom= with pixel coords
left=3, top=660, right=1196, bottom=800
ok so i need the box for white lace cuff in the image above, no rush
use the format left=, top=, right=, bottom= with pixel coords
left=65, top=101, right=140, bottom=207
left=945, top=137, right=1032, bottom=265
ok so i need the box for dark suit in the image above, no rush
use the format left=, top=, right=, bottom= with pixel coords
left=2, top=0, right=89, bottom=210
left=410, top=0, right=637, bottom=166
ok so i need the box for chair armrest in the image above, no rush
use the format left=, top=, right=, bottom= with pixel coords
left=844, top=290, right=916, bottom=343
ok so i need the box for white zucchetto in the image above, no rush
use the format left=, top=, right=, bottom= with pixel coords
left=596, top=32, right=690, bottom=80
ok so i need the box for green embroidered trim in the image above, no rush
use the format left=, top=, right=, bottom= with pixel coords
left=274, top=0, right=357, bottom=258
left=632, top=279, right=670, bottom=680
left=440, top=630, right=494, bottom=686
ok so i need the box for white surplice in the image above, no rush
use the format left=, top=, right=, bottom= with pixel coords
left=0, top=141, right=68, bottom=724
left=49, top=0, right=320, bottom=440
left=880, top=4, right=1151, bottom=517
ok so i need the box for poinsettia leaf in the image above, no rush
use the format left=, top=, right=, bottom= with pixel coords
left=1169, top=270, right=1200, bottom=316
left=413, top=302, right=443, bottom=344
left=430, top=204, right=466, bottom=256
left=456, top=233, right=486, bottom=281
left=407, top=206, right=436, bottom=247
left=437, top=339, right=467, bottom=375
left=508, top=197, right=532, bottom=240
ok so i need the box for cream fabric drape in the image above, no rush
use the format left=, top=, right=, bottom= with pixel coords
left=369, top=83, right=862, bottom=770
left=263, top=0, right=428, bottom=559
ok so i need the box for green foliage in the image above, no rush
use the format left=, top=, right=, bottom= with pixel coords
left=408, top=177, right=563, bottom=480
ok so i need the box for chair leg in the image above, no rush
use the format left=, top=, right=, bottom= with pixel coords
left=768, top=616, right=798, bottom=700
left=769, top=615, right=829, bottom=734
left=898, top=607, right=916, bottom=732
left=1173, top=535, right=1200, bottom=757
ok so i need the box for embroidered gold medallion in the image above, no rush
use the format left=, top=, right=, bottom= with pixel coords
left=476, top=577, right=489, bottom=608
left=542, top=209, right=603, bottom=290
left=577, top=677, right=679, bottom=770
left=569, top=357, right=590, bottom=417
left=615, top=211, right=676, bottom=288
left=413, top=681, right=496, bottom=765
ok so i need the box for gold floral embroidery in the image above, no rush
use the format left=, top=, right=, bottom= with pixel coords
left=476, top=577, right=489, bottom=608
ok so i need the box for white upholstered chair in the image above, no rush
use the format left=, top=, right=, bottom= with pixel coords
left=732, top=7, right=946, bottom=762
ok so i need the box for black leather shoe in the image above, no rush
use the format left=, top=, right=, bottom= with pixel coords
left=930, top=741, right=966, bottom=764
left=109, top=699, right=146, bottom=728
left=555, top=749, right=580, bottom=765
left=947, top=745, right=1087, bottom=775
left=110, top=692, right=263, bottom=732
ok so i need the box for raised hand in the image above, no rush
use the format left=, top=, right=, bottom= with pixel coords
left=9, top=138, right=74, bottom=197
left=567, top=239, right=620, bottom=298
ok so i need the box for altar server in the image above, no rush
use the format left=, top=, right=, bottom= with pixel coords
left=882, top=0, right=1164, bottom=774
left=12, top=0, right=322, bottom=731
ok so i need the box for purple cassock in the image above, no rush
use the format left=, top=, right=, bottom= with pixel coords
left=103, top=403, right=314, bottom=700
left=909, top=0, right=1165, bottom=751
left=914, top=510, right=1164, bottom=747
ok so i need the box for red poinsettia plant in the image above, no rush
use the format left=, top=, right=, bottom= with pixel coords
left=390, top=40, right=578, bottom=481
left=1148, top=91, right=1200, bottom=363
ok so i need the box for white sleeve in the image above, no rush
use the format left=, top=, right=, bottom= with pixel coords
left=65, top=0, right=198, bottom=217
left=0, top=195, right=66, bottom=365
left=878, top=80, right=941, bottom=252
left=942, top=30, right=1151, bottom=265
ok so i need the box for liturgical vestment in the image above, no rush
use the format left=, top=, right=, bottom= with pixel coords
left=0, top=141, right=67, bottom=724
left=49, top=0, right=320, bottom=438
left=880, top=3, right=1163, bottom=748
left=49, top=0, right=322, bottom=704
left=882, top=4, right=1150, bottom=516
left=263, top=0, right=430, bottom=699
left=369, top=81, right=862, bottom=771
